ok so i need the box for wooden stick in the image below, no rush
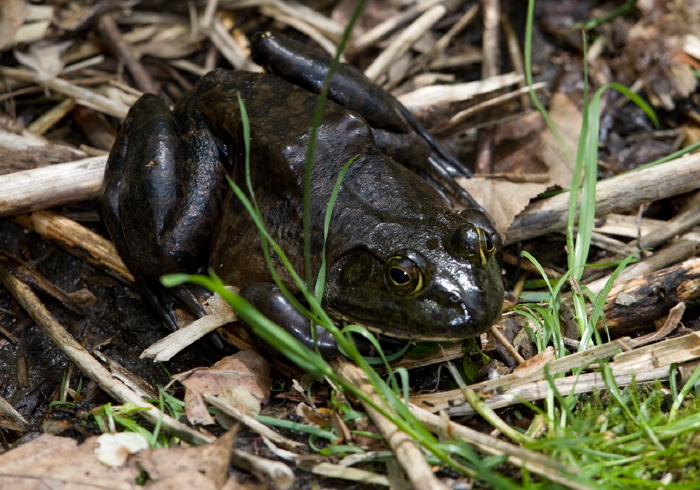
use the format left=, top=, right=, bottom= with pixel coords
left=12, top=210, right=133, bottom=284
left=505, top=152, right=700, bottom=244
left=0, top=156, right=106, bottom=218
left=603, top=257, right=700, bottom=331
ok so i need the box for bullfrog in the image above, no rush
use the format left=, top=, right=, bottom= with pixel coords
left=99, top=31, right=504, bottom=359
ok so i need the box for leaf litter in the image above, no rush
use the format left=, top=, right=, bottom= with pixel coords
left=0, top=0, right=700, bottom=488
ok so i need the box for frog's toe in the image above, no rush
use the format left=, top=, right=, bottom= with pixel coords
left=240, top=283, right=340, bottom=359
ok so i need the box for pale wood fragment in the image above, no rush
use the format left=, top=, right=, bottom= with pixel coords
left=397, top=72, right=523, bottom=111
left=0, top=156, right=105, bottom=217
left=297, top=462, right=390, bottom=486
left=230, top=448, right=295, bottom=489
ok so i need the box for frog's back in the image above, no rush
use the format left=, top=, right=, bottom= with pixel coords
left=182, top=71, right=388, bottom=286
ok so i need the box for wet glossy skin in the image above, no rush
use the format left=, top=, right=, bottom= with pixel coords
left=99, top=32, right=504, bottom=358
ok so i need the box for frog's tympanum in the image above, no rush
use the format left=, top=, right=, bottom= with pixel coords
left=99, top=32, right=504, bottom=359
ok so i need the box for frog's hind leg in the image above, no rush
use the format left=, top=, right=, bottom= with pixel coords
left=99, top=93, right=227, bottom=332
left=250, top=31, right=481, bottom=210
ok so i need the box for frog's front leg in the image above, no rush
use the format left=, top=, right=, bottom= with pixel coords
left=99, top=94, right=228, bottom=329
left=240, top=283, right=340, bottom=359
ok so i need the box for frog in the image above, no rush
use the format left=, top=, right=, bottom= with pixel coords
left=98, top=31, right=504, bottom=359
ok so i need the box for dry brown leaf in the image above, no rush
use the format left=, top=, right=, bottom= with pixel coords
left=458, top=177, right=549, bottom=241
left=137, top=428, right=235, bottom=490
left=0, top=433, right=142, bottom=489
left=534, top=92, right=581, bottom=189
left=492, top=112, right=548, bottom=175
left=0, top=430, right=237, bottom=489
left=173, top=350, right=271, bottom=426
left=0, top=0, right=28, bottom=50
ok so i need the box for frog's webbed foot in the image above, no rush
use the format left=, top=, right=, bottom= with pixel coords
left=240, top=283, right=340, bottom=360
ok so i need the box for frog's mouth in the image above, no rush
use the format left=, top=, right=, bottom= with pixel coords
left=326, top=308, right=477, bottom=343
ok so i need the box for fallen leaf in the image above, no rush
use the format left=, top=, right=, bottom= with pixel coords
left=14, top=40, right=72, bottom=79
left=0, top=0, right=28, bottom=50
left=173, top=350, right=271, bottom=426
left=534, top=92, right=581, bottom=189
left=459, top=177, right=549, bottom=241
left=0, top=430, right=237, bottom=490
left=137, top=428, right=235, bottom=490
left=0, top=433, right=142, bottom=489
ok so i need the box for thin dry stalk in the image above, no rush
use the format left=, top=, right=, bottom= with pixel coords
left=387, top=4, right=480, bottom=91
left=333, top=358, right=450, bottom=490
left=203, top=393, right=303, bottom=451
left=364, top=4, right=448, bottom=82
left=26, top=98, right=76, bottom=135
left=0, top=67, right=130, bottom=118
left=97, top=14, right=158, bottom=95
left=407, top=405, right=586, bottom=490
left=354, top=0, right=444, bottom=51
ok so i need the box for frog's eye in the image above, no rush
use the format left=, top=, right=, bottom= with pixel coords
left=386, top=256, right=423, bottom=295
left=476, top=228, right=497, bottom=266
left=449, top=224, right=498, bottom=266
left=479, top=228, right=496, bottom=253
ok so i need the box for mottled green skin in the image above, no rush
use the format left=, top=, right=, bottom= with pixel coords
left=99, top=70, right=503, bottom=355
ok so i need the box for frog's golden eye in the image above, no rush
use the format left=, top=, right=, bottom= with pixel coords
left=476, top=228, right=496, bottom=265
left=386, top=256, right=423, bottom=295
left=479, top=228, right=496, bottom=253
